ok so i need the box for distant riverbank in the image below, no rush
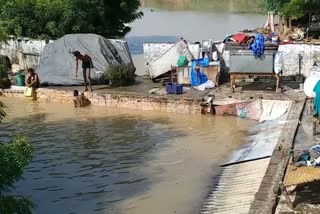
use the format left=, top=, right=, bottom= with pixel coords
left=140, top=0, right=262, bottom=14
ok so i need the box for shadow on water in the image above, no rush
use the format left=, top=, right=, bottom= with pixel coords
left=0, top=112, right=185, bottom=214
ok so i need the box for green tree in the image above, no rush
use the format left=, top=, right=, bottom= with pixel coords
left=0, top=0, right=143, bottom=39
left=259, top=0, right=320, bottom=18
left=258, top=0, right=288, bottom=12
left=0, top=101, right=34, bottom=214
left=281, top=0, right=320, bottom=17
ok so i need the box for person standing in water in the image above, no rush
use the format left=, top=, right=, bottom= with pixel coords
left=25, top=68, right=40, bottom=88
left=73, top=51, right=93, bottom=92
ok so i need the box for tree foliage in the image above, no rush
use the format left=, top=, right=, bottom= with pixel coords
left=0, top=56, right=12, bottom=89
left=0, top=0, right=143, bottom=39
left=259, top=0, right=288, bottom=12
left=259, top=0, right=320, bottom=17
left=0, top=101, right=34, bottom=214
left=0, top=101, right=5, bottom=121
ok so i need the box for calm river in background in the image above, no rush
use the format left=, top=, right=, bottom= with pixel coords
left=0, top=97, right=255, bottom=214
left=127, top=0, right=266, bottom=75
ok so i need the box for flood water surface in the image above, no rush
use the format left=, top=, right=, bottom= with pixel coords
left=0, top=97, right=255, bottom=214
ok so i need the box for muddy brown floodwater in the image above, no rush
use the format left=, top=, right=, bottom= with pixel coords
left=0, top=97, right=256, bottom=214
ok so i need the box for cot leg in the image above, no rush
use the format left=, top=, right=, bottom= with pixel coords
left=275, top=74, right=280, bottom=90
left=230, top=74, right=235, bottom=92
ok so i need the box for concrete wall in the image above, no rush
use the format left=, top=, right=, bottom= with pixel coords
left=143, top=42, right=200, bottom=64
left=0, top=38, right=53, bottom=70
left=1, top=88, right=202, bottom=114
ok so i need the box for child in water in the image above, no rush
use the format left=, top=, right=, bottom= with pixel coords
left=73, top=90, right=91, bottom=108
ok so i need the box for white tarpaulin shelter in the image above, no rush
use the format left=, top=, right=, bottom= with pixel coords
left=38, top=34, right=135, bottom=85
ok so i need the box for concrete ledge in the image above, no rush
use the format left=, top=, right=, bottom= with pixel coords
left=248, top=99, right=306, bottom=214
left=1, top=88, right=202, bottom=114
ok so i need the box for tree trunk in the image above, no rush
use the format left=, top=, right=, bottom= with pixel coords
left=270, top=11, right=275, bottom=32
left=279, top=14, right=284, bottom=38
left=288, top=16, right=292, bottom=29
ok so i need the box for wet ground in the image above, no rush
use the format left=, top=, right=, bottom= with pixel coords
left=46, top=76, right=209, bottom=101
left=45, top=77, right=304, bottom=104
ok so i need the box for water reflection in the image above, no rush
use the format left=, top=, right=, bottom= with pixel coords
left=140, top=0, right=261, bottom=13
left=1, top=113, right=180, bottom=214
left=0, top=98, right=255, bottom=214
left=127, top=3, right=265, bottom=44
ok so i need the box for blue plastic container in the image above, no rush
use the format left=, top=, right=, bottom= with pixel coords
left=166, top=83, right=183, bottom=95
left=17, top=74, right=25, bottom=86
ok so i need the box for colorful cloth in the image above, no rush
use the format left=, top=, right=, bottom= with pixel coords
left=194, top=58, right=209, bottom=67
left=250, top=33, right=265, bottom=57
left=313, top=80, right=320, bottom=116
left=190, top=60, right=208, bottom=87
left=231, top=33, right=248, bottom=44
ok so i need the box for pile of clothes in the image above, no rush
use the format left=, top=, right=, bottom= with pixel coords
left=224, top=33, right=254, bottom=46
left=295, top=145, right=320, bottom=167
left=224, top=32, right=280, bottom=58
left=250, top=34, right=265, bottom=57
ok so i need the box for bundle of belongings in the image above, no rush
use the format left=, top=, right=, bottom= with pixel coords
left=224, top=33, right=255, bottom=46
left=295, top=145, right=320, bottom=167
left=190, top=58, right=215, bottom=91
left=224, top=32, right=279, bottom=58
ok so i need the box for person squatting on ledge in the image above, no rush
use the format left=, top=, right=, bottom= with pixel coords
left=73, top=90, right=91, bottom=108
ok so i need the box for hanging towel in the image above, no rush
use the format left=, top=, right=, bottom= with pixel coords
left=250, top=33, right=265, bottom=58
left=313, top=80, right=320, bottom=116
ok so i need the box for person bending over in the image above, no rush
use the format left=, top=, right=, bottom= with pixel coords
left=25, top=68, right=40, bottom=88
left=73, top=51, right=93, bottom=92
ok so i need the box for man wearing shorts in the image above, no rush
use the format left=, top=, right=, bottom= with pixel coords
left=73, top=51, right=93, bottom=92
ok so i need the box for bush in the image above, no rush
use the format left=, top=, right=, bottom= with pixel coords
left=105, top=64, right=136, bottom=87
left=0, top=56, right=11, bottom=89
left=0, top=101, right=34, bottom=214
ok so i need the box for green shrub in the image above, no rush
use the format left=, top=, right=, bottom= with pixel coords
left=105, top=64, right=136, bottom=87
left=0, top=79, right=10, bottom=89
left=0, top=56, right=11, bottom=89
left=0, top=101, right=34, bottom=214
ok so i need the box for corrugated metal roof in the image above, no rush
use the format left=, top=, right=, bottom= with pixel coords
left=200, top=158, right=270, bottom=214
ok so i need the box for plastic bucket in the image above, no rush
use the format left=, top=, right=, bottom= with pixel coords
left=16, top=74, right=25, bottom=86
